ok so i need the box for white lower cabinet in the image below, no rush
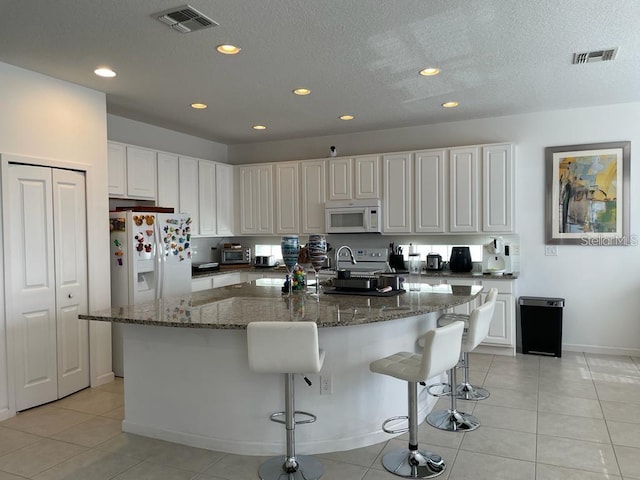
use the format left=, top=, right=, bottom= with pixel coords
left=192, top=276, right=213, bottom=292
left=441, top=277, right=516, bottom=356
left=212, top=273, right=244, bottom=288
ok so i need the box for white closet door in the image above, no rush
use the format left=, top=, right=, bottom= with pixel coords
left=6, top=164, right=57, bottom=411
left=52, top=169, right=89, bottom=398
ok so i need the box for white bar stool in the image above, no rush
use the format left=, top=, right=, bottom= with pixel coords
left=370, top=321, right=465, bottom=478
left=425, top=298, right=496, bottom=432
left=247, top=321, right=326, bottom=480
left=432, top=288, right=497, bottom=400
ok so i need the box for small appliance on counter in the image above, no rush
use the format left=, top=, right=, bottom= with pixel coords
left=449, top=246, right=473, bottom=272
left=482, top=237, right=518, bottom=275
left=221, top=245, right=251, bottom=265
left=254, top=255, right=277, bottom=268
left=426, top=252, right=443, bottom=271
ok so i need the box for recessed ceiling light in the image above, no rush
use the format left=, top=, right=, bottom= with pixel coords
left=339, top=115, right=355, bottom=121
left=191, top=103, right=208, bottom=109
left=252, top=125, right=267, bottom=130
left=442, top=101, right=459, bottom=108
left=216, top=44, right=241, bottom=55
left=419, top=67, right=440, bottom=76
left=94, top=67, right=116, bottom=78
left=293, top=88, right=311, bottom=96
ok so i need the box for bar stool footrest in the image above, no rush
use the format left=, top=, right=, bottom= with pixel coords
left=382, top=415, right=410, bottom=434
left=269, top=410, right=317, bottom=425
left=426, top=382, right=451, bottom=397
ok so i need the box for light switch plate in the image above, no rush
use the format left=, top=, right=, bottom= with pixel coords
left=545, top=245, right=558, bottom=256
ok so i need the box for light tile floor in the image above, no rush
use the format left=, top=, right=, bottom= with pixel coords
left=1, top=352, right=640, bottom=479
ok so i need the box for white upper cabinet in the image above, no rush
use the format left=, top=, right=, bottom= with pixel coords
left=301, top=160, right=326, bottom=234
left=449, top=146, right=480, bottom=233
left=198, top=160, right=217, bottom=236
left=156, top=152, right=180, bottom=211
left=328, top=155, right=380, bottom=201
left=215, top=163, right=234, bottom=236
left=354, top=155, right=381, bottom=199
left=328, top=157, right=352, bottom=200
left=126, top=146, right=157, bottom=200
left=382, top=152, right=412, bottom=233
left=482, top=144, right=514, bottom=233
left=108, top=142, right=157, bottom=200
left=239, top=164, right=273, bottom=235
left=275, top=162, right=300, bottom=234
left=179, top=156, right=199, bottom=235
left=415, top=149, right=447, bottom=233
left=108, top=142, right=126, bottom=196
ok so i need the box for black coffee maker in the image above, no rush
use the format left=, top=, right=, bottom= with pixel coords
left=449, top=246, right=472, bottom=272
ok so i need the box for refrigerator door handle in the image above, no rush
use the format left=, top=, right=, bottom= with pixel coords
left=155, top=220, right=164, bottom=300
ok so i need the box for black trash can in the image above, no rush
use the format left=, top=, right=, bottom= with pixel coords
left=519, top=296, right=565, bottom=357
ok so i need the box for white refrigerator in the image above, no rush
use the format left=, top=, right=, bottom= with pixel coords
left=109, top=210, right=192, bottom=376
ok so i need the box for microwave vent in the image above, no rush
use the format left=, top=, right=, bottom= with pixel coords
left=155, top=5, right=218, bottom=33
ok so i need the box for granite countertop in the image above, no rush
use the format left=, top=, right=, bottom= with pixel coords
left=80, top=279, right=482, bottom=329
left=192, top=267, right=518, bottom=280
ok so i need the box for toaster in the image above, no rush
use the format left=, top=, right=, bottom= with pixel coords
left=254, top=255, right=277, bottom=268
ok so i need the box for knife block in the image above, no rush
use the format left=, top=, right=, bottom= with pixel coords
left=389, top=254, right=406, bottom=271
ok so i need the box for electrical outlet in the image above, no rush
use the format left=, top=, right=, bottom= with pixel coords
left=545, top=245, right=558, bottom=256
left=320, top=375, right=332, bottom=395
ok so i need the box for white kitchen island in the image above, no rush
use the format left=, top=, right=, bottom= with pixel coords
left=81, top=280, right=481, bottom=455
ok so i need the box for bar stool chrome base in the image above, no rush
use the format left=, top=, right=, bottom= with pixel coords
left=381, top=448, right=445, bottom=479
left=456, top=383, right=490, bottom=401
left=426, top=408, right=480, bottom=432
left=258, top=454, right=323, bottom=480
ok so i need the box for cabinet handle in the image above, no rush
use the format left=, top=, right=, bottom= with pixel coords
left=68, top=293, right=73, bottom=298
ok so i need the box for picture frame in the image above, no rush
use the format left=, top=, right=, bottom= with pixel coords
left=545, top=141, right=630, bottom=245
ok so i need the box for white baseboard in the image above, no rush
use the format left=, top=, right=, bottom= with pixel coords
left=563, top=343, right=640, bottom=357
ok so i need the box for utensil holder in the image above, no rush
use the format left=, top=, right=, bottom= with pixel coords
left=389, top=254, right=406, bottom=270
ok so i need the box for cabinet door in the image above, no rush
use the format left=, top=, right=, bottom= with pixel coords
left=179, top=156, right=199, bottom=235
left=482, top=293, right=514, bottom=346
left=215, top=163, right=234, bottom=236
left=354, top=155, right=380, bottom=199
left=107, top=142, right=126, bottom=197
left=328, top=157, right=352, bottom=200
left=415, top=149, right=446, bottom=233
left=198, top=160, right=217, bottom=236
left=382, top=153, right=412, bottom=233
left=449, top=147, right=479, bottom=232
left=192, top=277, right=213, bottom=292
left=212, top=272, right=244, bottom=288
left=482, top=144, right=514, bottom=232
left=157, top=152, right=179, bottom=211
left=126, top=146, right=157, bottom=199
left=275, top=162, right=300, bottom=234
left=301, top=160, right=326, bottom=233
left=239, top=165, right=273, bottom=234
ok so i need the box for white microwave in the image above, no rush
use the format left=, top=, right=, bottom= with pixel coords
left=325, top=199, right=382, bottom=233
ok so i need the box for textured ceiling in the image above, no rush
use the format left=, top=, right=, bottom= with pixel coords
left=1, top=0, right=639, bottom=144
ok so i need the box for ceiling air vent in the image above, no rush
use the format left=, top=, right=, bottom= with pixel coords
left=572, top=47, right=618, bottom=64
left=155, top=5, right=218, bottom=33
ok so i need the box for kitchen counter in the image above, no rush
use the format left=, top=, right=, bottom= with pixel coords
left=81, top=280, right=481, bottom=456
left=191, top=265, right=519, bottom=280
left=82, top=279, right=482, bottom=329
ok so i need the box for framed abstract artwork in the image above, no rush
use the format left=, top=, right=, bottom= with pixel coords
left=545, top=141, right=630, bottom=245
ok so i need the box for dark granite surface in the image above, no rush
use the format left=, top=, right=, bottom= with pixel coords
left=81, top=279, right=483, bottom=329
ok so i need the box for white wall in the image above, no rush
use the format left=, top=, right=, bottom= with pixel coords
left=0, top=61, right=114, bottom=418
left=231, top=103, right=640, bottom=356
left=107, top=114, right=228, bottom=163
